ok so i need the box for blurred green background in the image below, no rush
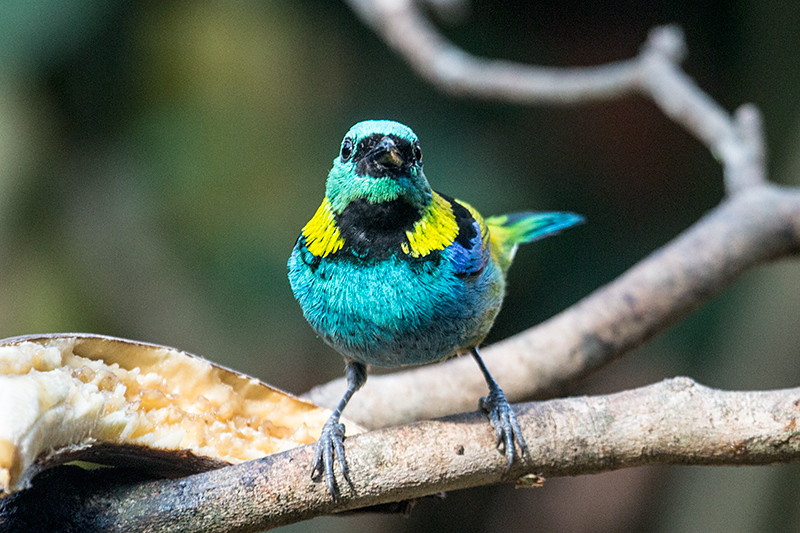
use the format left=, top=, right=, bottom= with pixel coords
left=1, top=0, right=800, bottom=531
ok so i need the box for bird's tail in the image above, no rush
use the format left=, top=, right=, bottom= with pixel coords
left=486, top=211, right=584, bottom=271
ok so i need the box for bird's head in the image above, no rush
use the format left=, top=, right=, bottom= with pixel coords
left=325, top=120, right=431, bottom=214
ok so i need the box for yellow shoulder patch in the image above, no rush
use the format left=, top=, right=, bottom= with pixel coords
left=401, top=192, right=459, bottom=258
left=302, top=198, right=344, bottom=257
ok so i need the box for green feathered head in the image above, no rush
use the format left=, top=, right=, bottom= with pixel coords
left=325, top=120, right=432, bottom=213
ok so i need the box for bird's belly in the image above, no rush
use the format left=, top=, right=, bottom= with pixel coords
left=289, top=253, right=504, bottom=367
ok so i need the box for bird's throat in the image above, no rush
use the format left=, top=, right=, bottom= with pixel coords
left=336, top=198, right=421, bottom=257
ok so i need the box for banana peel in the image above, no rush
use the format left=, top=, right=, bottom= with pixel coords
left=0, top=333, right=353, bottom=495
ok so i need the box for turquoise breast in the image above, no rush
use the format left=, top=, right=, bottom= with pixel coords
left=288, top=243, right=505, bottom=367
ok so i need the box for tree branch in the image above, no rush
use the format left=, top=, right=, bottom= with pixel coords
left=4, top=378, right=800, bottom=532
left=345, top=0, right=643, bottom=103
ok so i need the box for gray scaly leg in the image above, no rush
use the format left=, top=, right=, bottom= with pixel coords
left=471, top=347, right=528, bottom=469
left=311, top=360, right=367, bottom=500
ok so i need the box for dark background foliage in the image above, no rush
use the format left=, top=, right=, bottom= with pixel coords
left=1, top=1, right=799, bottom=531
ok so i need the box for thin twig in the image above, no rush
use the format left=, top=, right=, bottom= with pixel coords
left=346, top=0, right=642, bottom=102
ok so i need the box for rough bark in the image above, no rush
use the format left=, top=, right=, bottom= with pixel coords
left=3, top=378, right=800, bottom=532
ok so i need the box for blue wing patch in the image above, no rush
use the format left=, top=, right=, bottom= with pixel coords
left=447, top=217, right=487, bottom=276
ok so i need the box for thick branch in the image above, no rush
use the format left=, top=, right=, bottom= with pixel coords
left=306, top=184, right=800, bottom=429
left=4, top=378, right=800, bottom=532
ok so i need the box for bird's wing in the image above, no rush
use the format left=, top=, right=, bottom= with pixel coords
left=442, top=195, right=491, bottom=277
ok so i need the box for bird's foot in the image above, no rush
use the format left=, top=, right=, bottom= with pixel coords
left=479, top=387, right=528, bottom=470
left=311, top=417, right=350, bottom=500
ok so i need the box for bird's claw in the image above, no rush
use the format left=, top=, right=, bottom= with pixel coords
left=479, top=387, right=528, bottom=470
left=311, top=417, right=350, bottom=500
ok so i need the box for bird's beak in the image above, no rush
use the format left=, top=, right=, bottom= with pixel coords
left=374, top=136, right=404, bottom=167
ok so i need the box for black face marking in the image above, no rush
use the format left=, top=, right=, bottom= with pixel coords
left=352, top=134, right=420, bottom=179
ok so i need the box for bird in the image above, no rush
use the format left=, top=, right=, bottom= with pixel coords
left=288, top=120, right=583, bottom=499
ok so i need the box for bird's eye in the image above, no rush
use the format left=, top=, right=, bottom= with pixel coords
left=412, top=142, right=423, bottom=163
left=341, top=138, right=354, bottom=162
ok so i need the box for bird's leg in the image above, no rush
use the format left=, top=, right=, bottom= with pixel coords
left=471, top=347, right=528, bottom=470
left=311, top=359, right=367, bottom=500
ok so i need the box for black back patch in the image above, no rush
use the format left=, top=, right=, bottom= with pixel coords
left=438, top=193, right=479, bottom=248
